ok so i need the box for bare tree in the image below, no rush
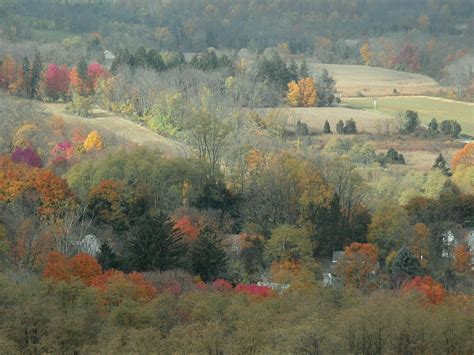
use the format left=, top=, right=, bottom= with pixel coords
left=450, top=64, right=472, bottom=98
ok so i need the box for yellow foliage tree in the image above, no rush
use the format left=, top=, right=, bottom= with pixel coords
left=300, top=77, right=317, bottom=107
left=287, top=78, right=317, bottom=107
left=360, top=42, right=372, bottom=65
left=83, top=131, right=104, bottom=151
left=452, top=164, right=474, bottom=194
left=287, top=80, right=301, bottom=107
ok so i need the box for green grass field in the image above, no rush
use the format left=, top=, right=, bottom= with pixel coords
left=343, top=96, right=474, bottom=136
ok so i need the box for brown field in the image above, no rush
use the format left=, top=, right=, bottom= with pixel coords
left=42, top=103, right=188, bottom=158
left=263, top=107, right=392, bottom=134
left=308, top=63, right=442, bottom=97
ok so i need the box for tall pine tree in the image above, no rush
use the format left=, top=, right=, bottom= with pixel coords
left=30, top=52, right=42, bottom=99
left=323, top=120, right=331, bottom=134
left=21, top=57, right=31, bottom=98
left=432, top=153, right=452, bottom=176
left=125, top=211, right=186, bottom=272
left=391, top=246, right=422, bottom=287
left=191, top=226, right=228, bottom=282
left=299, top=59, right=310, bottom=78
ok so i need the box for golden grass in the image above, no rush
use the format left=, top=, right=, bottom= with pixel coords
left=308, top=63, right=442, bottom=97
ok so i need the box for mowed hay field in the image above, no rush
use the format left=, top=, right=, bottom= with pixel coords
left=308, top=63, right=442, bottom=97
left=262, top=107, right=391, bottom=134
left=343, top=96, right=474, bottom=136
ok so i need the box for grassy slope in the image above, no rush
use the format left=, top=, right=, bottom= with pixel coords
left=42, top=103, right=188, bottom=158
left=343, top=96, right=474, bottom=136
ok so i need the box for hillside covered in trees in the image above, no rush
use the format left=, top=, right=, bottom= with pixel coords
left=0, top=1, right=473, bottom=353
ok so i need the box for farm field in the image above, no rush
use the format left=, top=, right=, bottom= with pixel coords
left=343, top=96, right=474, bottom=136
left=262, top=107, right=392, bottom=134
left=42, top=103, right=188, bottom=157
left=308, top=63, right=442, bottom=97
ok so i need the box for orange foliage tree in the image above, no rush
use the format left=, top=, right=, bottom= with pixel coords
left=43, top=252, right=156, bottom=305
left=0, top=156, right=75, bottom=217
left=360, top=42, right=372, bottom=65
left=451, top=142, right=474, bottom=171
left=453, top=244, right=471, bottom=273
left=69, top=66, right=84, bottom=95
left=410, top=223, right=430, bottom=266
left=402, top=276, right=446, bottom=305
left=336, top=242, right=379, bottom=289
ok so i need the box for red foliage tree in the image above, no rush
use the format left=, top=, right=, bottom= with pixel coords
left=11, top=146, right=42, bottom=167
left=235, top=283, right=275, bottom=298
left=43, top=64, right=70, bottom=99
left=402, top=276, right=446, bottom=305
left=396, top=44, right=421, bottom=71
left=87, top=63, right=109, bottom=91
left=211, top=278, right=233, bottom=291
left=174, top=215, right=200, bottom=242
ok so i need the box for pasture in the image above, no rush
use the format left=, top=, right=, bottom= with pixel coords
left=308, top=63, right=442, bottom=97
left=343, top=96, right=474, bottom=136
left=265, top=107, right=392, bottom=134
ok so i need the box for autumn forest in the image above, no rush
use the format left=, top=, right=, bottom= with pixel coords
left=0, top=0, right=473, bottom=354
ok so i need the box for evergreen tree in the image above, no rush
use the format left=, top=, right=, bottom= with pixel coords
left=323, top=120, right=331, bottom=134
left=440, top=120, right=462, bottom=138
left=385, top=148, right=406, bottom=165
left=428, top=118, right=438, bottom=134
left=307, top=193, right=347, bottom=257
left=401, top=110, right=420, bottom=134
left=296, top=120, right=309, bottom=136
left=336, top=120, right=344, bottom=134
left=391, top=246, right=422, bottom=287
left=146, top=49, right=165, bottom=71
left=256, top=52, right=292, bottom=92
left=111, top=48, right=131, bottom=74
left=125, top=211, right=186, bottom=272
left=21, top=57, right=31, bottom=97
left=191, top=227, right=228, bottom=282
left=77, top=57, right=89, bottom=82
left=432, top=153, right=452, bottom=176
left=288, top=59, right=299, bottom=82
left=97, top=242, right=122, bottom=270
left=316, top=68, right=336, bottom=107
left=30, top=52, right=42, bottom=99
left=134, top=46, right=148, bottom=68
left=299, top=59, right=310, bottom=78
left=344, top=118, right=357, bottom=134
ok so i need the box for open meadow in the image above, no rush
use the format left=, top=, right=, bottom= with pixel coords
left=261, top=107, right=391, bottom=134
left=343, top=96, right=474, bottom=136
left=308, top=63, right=442, bottom=97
